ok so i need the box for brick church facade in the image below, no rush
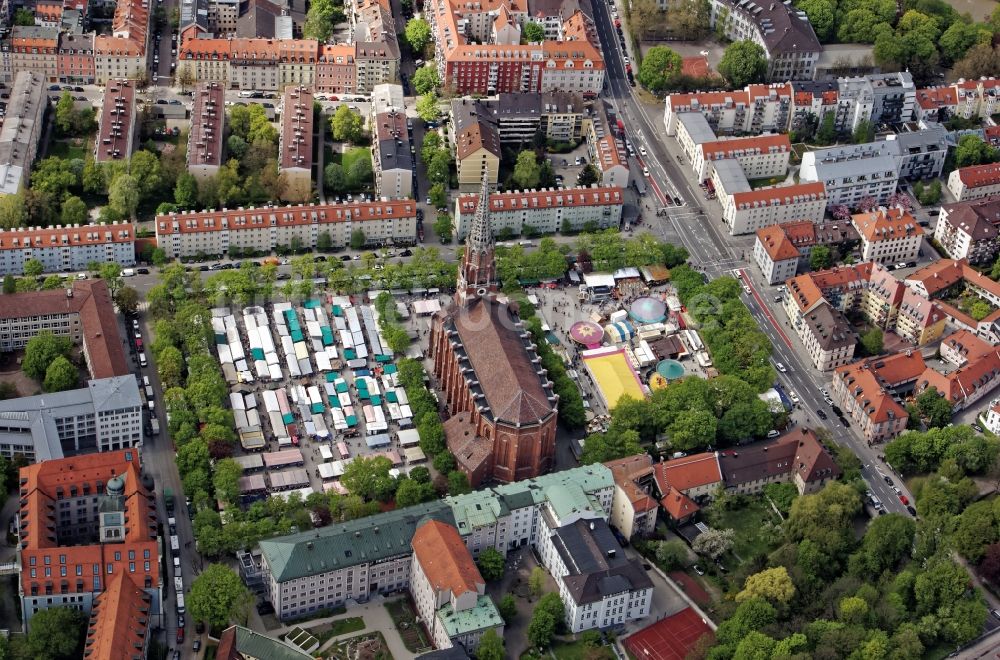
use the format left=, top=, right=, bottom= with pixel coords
left=429, top=177, right=559, bottom=486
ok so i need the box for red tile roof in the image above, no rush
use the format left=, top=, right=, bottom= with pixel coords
left=156, top=201, right=417, bottom=234
left=188, top=82, right=225, bottom=168
left=915, top=86, right=958, bottom=110
left=659, top=485, right=699, bottom=521
left=652, top=454, right=722, bottom=494
left=730, top=181, right=825, bottom=208
left=835, top=354, right=921, bottom=423
left=280, top=86, right=314, bottom=170
left=941, top=329, right=995, bottom=363
left=852, top=207, right=923, bottom=243
left=457, top=186, right=624, bottom=215
left=956, top=163, right=1000, bottom=189
left=604, top=455, right=657, bottom=514
left=412, top=520, right=483, bottom=597
left=96, top=80, right=137, bottom=163
left=0, top=223, right=134, bottom=252
left=84, top=571, right=152, bottom=660
left=700, top=133, right=791, bottom=160
left=0, top=279, right=128, bottom=379
left=756, top=221, right=816, bottom=261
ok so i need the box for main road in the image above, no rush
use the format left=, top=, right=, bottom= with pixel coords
left=590, top=0, right=913, bottom=513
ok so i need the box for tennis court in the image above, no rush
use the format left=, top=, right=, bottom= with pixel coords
left=624, top=608, right=714, bottom=660
left=581, top=346, right=646, bottom=409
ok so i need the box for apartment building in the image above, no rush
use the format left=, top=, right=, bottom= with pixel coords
left=588, top=102, right=629, bottom=189
left=719, top=429, right=840, bottom=495
left=370, top=83, right=405, bottom=115
left=452, top=186, right=624, bottom=239
left=452, top=100, right=501, bottom=192
left=753, top=220, right=860, bottom=286
left=426, top=0, right=605, bottom=96
left=790, top=300, right=856, bottom=371
left=253, top=465, right=623, bottom=621
left=410, top=520, right=503, bottom=653
left=278, top=39, right=318, bottom=88
left=917, top=331, right=1000, bottom=412
left=17, top=451, right=160, bottom=629
left=354, top=42, right=400, bottom=94
left=279, top=86, right=314, bottom=202
left=83, top=571, right=153, bottom=660
left=603, top=455, right=658, bottom=540
left=933, top=199, right=1000, bottom=265
left=94, top=36, right=145, bottom=83
left=155, top=201, right=418, bottom=258
left=678, top=119, right=791, bottom=181
left=216, top=626, right=314, bottom=660
left=187, top=82, right=226, bottom=180
left=0, top=223, right=135, bottom=275
left=913, top=78, right=1000, bottom=122
left=906, top=259, right=1000, bottom=343
left=948, top=163, right=1000, bottom=202
left=707, top=0, right=819, bottom=81
left=652, top=430, right=839, bottom=523
left=832, top=353, right=923, bottom=443
left=714, top=163, right=826, bottom=235
left=372, top=110, right=413, bottom=200
left=94, top=80, right=138, bottom=163
left=800, top=142, right=899, bottom=210
left=837, top=72, right=916, bottom=130
left=10, top=26, right=60, bottom=82
left=315, top=44, right=357, bottom=95
left=851, top=207, right=923, bottom=265
left=0, top=71, right=47, bottom=196
left=887, top=125, right=948, bottom=181
left=663, top=84, right=792, bottom=136
left=57, top=32, right=95, bottom=84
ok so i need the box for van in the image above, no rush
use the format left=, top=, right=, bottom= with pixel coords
left=121, top=268, right=135, bottom=277
left=238, top=90, right=255, bottom=98
left=143, top=376, right=150, bottom=387
left=138, top=352, right=147, bottom=367
left=766, top=430, right=780, bottom=438
left=148, top=400, right=155, bottom=412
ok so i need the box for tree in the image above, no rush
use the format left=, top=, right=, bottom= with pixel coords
left=655, top=540, right=689, bottom=570
left=0, top=193, right=25, bottom=229
left=669, top=409, right=716, bottom=451
left=956, top=134, right=999, bottom=168
left=448, top=470, right=471, bottom=495
left=23, top=258, right=43, bottom=279
left=13, top=7, right=34, bottom=25
left=580, top=428, right=643, bottom=464
left=109, top=173, right=140, bottom=219
left=341, top=456, right=394, bottom=501
left=330, top=105, right=364, bottom=144
left=837, top=596, right=870, bottom=625
left=874, top=11, right=942, bottom=80
left=940, top=21, right=990, bottom=64
left=115, top=286, right=139, bottom=315
left=529, top=566, right=546, bottom=597
left=429, top=183, right=448, bottom=209
left=736, top=566, right=796, bottom=604
left=427, top=149, right=451, bottom=185
left=434, top=213, right=454, bottom=242
left=22, top=332, right=72, bottom=381
left=188, top=564, right=253, bottom=631
left=577, top=163, right=600, bottom=187
left=23, top=606, right=87, bottom=660
left=405, top=18, right=432, bottom=52
left=636, top=46, right=683, bottom=93
left=98, top=261, right=124, bottom=298
left=513, top=150, right=541, bottom=190
left=852, top=120, right=874, bottom=144
left=55, top=92, right=76, bottom=135
left=350, top=229, right=366, bottom=250
left=718, top=41, right=767, bottom=88
left=733, top=631, right=776, bottom=660
left=528, top=609, right=557, bottom=649
left=324, top=163, right=345, bottom=194
left=522, top=21, right=545, bottom=43
left=174, top=172, right=199, bottom=209
left=213, top=458, right=242, bottom=505
left=980, top=542, right=1000, bottom=584
left=477, top=548, right=505, bottom=582
left=60, top=195, right=88, bottom=226
left=302, top=0, right=336, bottom=42
left=692, top=527, right=734, bottom=560
left=394, top=478, right=433, bottom=507
left=796, top=0, right=834, bottom=41
left=815, top=112, right=838, bottom=145
left=860, top=327, right=884, bottom=356
left=498, top=594, right=517, bottom=622
left=954, top=43, right=1000, bottom=80
left=412, top=65, right=440, bottom=95
left=43, top=356, right=78, bottom=393
left=785, top=482, right=860, bottom=562
left=715, top=598, right=776, bottom=647
left=346, top=157, right=373, bottom=190
left=915, top=387, right=953, bottom=428
left=809, top=245, right=832, bottom=271
left=477, top=629, right=505, bottom=660
left=416, top=93, right=440, bottom=123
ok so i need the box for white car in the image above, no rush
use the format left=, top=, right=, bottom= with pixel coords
left=642, top=167, right=650, bottom=177
left=623, top=56, right=630, bottom=65
left=775, top=362, right=787, bottom=373
left=789, top=391, right=799, bottom=404
left=639, top=146, right=647, bottom=157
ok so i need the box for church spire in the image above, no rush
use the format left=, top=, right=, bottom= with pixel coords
left=455, top=173, right=497, bottom=305
left=467, top=173, right=494, bottom=251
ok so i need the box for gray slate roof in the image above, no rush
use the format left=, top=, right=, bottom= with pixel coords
left=551, top=518, right=653, bottom=605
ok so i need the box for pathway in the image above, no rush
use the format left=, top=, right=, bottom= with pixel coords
left=267, top=598, right=415, bottom=660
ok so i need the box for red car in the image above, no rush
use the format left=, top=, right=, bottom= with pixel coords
left=135, top=338, right=143, bottom=349
left=176, top=627, right=185, bottom=644
left=899, top=495, right=909, bottom=505
left=614, top=18, right=621, bottom=27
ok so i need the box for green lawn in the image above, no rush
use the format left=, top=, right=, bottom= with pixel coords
left=552, top=639, right=614, bottom=660
left=706, top=499, right=783, bottom=560
left=310, top=616, right=365, bottom=645
left=748, top=176, right=785, bottom=190
left=48, top=139, right=88, bottom=160
left=342, top=146, right=371, bottom=174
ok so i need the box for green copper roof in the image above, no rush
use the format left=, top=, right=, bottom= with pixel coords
left=446, top=489, right=510, bottom=534
left=260, top=501, right=453, bottom=582
left=438, top=595, right=504, bottom=637
left=232, top=626, right=315, bottom=660
left=544, top=483, right=596, bottom=521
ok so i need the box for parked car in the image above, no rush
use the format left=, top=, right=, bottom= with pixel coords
left=906, top=505, right=917, bottom=517
left=176, top=628, right=185, bottom=644
left=693, top=565, right=705, bottom=576
left=816, top=409, right=828, bottom=420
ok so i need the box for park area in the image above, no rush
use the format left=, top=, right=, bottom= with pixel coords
left=384, top=598, right=431, bottom=654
